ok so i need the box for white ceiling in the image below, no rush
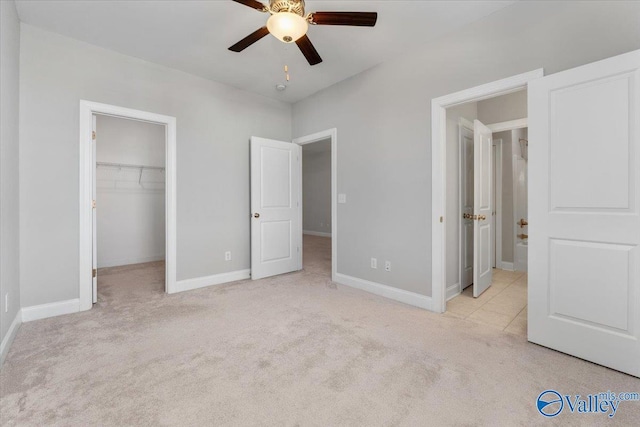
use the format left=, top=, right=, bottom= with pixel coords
left=15, top=0, right=516, bottom=103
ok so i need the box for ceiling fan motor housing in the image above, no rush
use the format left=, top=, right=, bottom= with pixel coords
left=269, top=0, right=305, bottom=16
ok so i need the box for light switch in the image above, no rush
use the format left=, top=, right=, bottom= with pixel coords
left=338, top=193, right=347, bottom=204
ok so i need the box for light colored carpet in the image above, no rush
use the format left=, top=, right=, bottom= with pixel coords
left=1, top=236, right=639, bottom=426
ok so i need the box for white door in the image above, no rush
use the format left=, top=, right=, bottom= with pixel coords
left=473, top=120, right=493, bottom=297
left=91, top=115, right=98, bottom=303
left=529, top=49, right=640, bottom=377
left=460, top=125, right=474, bottom=289
left=250, top=137, right=301, bottom=280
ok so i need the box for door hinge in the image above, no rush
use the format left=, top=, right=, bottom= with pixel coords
left=440, top=216, right=443, bottom=223
left=92, top=268, right=97, bottom=278
left=92, top=199, right=96, bottom=209
left=92, top=131, right=96, bottom=140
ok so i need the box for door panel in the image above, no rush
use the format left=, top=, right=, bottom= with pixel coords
left=473, top=120, right=493, bottom=297
left=529, top=49, right=640, bottom=377
left=461, top=126, right=474, bottom=289
left=251, top=137, right=301, bottom=280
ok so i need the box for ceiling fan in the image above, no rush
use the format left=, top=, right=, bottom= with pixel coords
left=229, top=0, right=378, bottom=66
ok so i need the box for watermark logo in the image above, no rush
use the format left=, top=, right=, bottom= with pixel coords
left=537, top=390, right=564, bottom=417
left=536, top=390, right=639, bottom=418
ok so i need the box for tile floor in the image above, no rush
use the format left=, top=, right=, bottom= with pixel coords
left=444, top=269, right=528, bottom=336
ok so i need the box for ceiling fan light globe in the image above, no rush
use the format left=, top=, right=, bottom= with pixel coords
left=267, top=12, right=308, bottom=43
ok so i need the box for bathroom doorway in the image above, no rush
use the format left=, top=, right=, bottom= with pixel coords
left=443, top=90, right=529, bottom=335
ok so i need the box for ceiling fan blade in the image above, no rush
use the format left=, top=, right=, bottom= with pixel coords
left=309, top=12, right=378, bottom=27
left=232, top=0, right=267, bottom=12
left=296, top=34, right=322, bottom=66
left=228, top=27, right=270, bottom=52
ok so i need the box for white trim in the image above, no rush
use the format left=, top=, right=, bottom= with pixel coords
left=303, top=230, right=332, bottom=238
left=0, top=311, right=22, bottom=367
left=335, top=273, right=432, bottom=310
left=22, top=299, right=80, bottom=322
left=487, top=118, right=528, bottom=133
left=98, top=255, right=165, bottom=269
left=293, top=128, right=337, bottom=283
left=431, top=69, right=543, bottom=313
left=499, top=262, right=515, bottom=271
left=459, top=117, right=474, bottom=130
left=79, top=100, right=177, bottom=312
left=446, top=284, right=461, bottom=301
left=175, top=269, right=251, bottom=293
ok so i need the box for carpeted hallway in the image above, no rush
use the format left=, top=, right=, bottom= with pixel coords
left=1, top=235, right=639, bottom=425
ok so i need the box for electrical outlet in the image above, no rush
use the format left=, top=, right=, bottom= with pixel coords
left=4, top=293, right=7, bottom=313
left=371, top=258, right=377, bottom=269
left=225, top=251, right=232, bottom=261
left=385, top=261, right=391, bottom=272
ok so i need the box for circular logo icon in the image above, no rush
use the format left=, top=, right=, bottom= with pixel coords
left=537, top=390, right=564, bottom=417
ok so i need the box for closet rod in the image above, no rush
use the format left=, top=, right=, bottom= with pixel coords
left=96, top=161, right=165, bottom=171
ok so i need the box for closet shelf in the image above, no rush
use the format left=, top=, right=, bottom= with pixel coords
left=96, top=162, right=165, bottom=171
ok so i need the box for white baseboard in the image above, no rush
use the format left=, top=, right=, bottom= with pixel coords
left=446, top=283, right=461, bottom=301
left=21, top=299, right=80, bottom=322
left=303, top=230, right=331, bottom=238
left=334, top=273, right=433, bottom=311
left=98, top=254, right=165, bottom=269
left=175, top=269, right=251, bottom=293
left=498, top=262, right=515, bottom=271
left=0, top=311, right=22, bottom=367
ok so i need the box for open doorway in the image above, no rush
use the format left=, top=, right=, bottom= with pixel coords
left=79, top=101, right=177, bottom=312
left=94, top=114, right=166, bottom=302
left=433, top=52, right=640, bottom=377
left=300, top=138, right=332, bottom=276
left=439, top=87, right=531, bottom=335
left=294, top=129, right=337, bottom=282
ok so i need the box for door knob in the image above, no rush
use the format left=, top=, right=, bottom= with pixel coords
left=478, top=215, right=487, bottom=221
left=253, top=213, right=260, bottom=218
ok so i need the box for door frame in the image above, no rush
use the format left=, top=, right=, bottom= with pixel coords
left=293, top=128, right=337, bottom=282
left=492, top=138, right=501, bottom=270
left=79, top=100, right=177, bottom=311
left=431, top=69, right=543, bottom=313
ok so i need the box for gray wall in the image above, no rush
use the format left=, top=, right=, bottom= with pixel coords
left=302, top=139, right=331, bottom=235
left=0, top=0, right=21, bottom=347
left=19, top=25, right=292, bottom=308
left=96, top=115, right=165, bottom=268
left=477, top=90, right=527, bottom=124
left=292, top=1, right=640, bottom=297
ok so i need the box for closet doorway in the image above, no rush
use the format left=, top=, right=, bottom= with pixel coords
left=79, top=101, right=177, bottom=311
left=93, top=115, right=166, bottom=302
